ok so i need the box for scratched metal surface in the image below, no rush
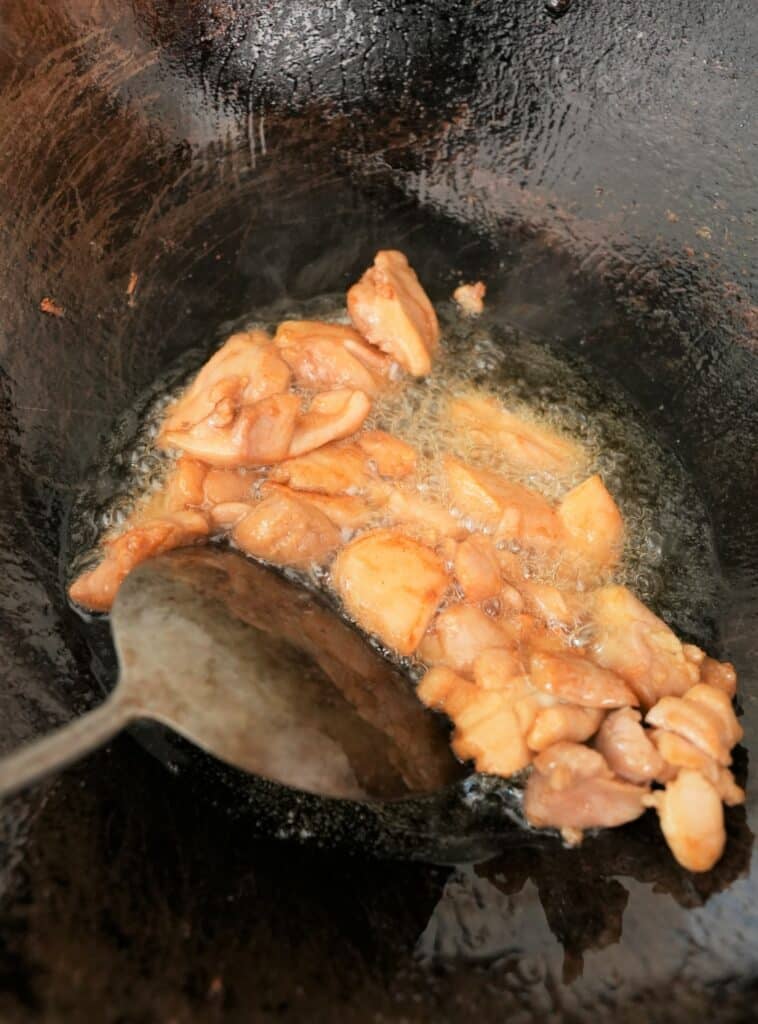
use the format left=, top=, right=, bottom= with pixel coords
left=0, top=1, right=756, bottom=1021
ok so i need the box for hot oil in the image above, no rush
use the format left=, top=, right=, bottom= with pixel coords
left=66, top=294, right=721, bottom=652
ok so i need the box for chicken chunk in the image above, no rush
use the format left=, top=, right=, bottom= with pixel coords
left=332, top=529, right=448, bottom=655
left=161, top=330, right=290, bottom=434
left=452, top=281, right=486, bottom=316
left=260, top=482, right=375, bottom=531
left=699, top=655, right=737, bottom=697
left=269, top=442, right=375, bottom=495
left=385, top=489, right=466, bottom=545
left=450, top=394, right=584, bottom=474
left=645, top=685, right=741, bottom=766
left=419, top=603, right=510, bottom=675
left=532, top=741, right=613, bottom=790
left=588, top=585, right=699, bottom=708
left=594, top=707, right=667, bottom=783
left=444, top=457, right=560, bottom=550
left=289, top=389, right=371, bottom=457
left=529, top=651, right=638, bottom=709
left=137, top=456, right=207, bottom=523
left=454, top=535, right=502, bottom=603
left=472, top=647, right=525, bottom=690
left=202, top=467, right=256, bottom=505
left=526, top=705, right=604, bottom=752
left=230, top=492, right=341, bottom=568
left=274, top=320, right=387, bottom=396
left=68, top=510, right=209, bottom=612
left=525, top=763, right=648, bottom=833
left=347, top=250, right=438, bottom=376
left=556, top=474, right=624, bottom=572
left=356, top=431, right=417, bottom=478
left=161, top=391, right=301, bottom=467
left=643, top=770, right=725, bottom=872
left=648, top=729, right=744, bottom=805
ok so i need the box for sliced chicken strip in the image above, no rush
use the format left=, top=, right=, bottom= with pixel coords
left=347, top=250, right=439, bottom=376
left=450, top=393, right=584, bottom=474
left=288, top=389, right=371, bottom=458
left=68, top=510, right=209, bottom=612
left=454, top=535, right=502, bottom=603
left=588, top=585, right=699, bottom=708
left=529, top=651, right=638, bottom=709
left=594, top=707, right=667, bottom=783
left=332, top=528, right=448, bottom=655
left=274, top=320, right=387, bottom=396
left=230, top=492, right=341, bottom=568
left=356, top=431, right=417, bottom=478
left=557, top=474, right=624, bottom=569
left=643, top=770, right=725, bottom=873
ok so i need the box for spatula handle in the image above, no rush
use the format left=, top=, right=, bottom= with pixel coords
left=0, top=698, right=134, bottom=799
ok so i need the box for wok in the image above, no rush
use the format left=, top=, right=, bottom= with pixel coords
left=0, top=0, right=756, bottom=1019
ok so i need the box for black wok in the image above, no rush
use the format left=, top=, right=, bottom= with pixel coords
left=0, top=0, right=756, bottom=1020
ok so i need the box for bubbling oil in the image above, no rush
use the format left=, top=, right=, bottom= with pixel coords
left=65, top=294, right=721, bottom=651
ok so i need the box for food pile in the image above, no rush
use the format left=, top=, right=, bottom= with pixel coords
left=70, top=250, right=743, bottom=872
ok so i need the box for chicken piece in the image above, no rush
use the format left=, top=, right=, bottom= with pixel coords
left=444, top=457, right=560, bottom=550
left=450, top=394, right=584, bottom=474
left=269, top=442, right=375, bottom=495
left=683, top=683, right=743, bottom=747
left=417, top=665, right=468, bottom=709
left=347, top=250, right=438, bottom=376
left=699, top=656, right=737, bottom=697
left=588, top=585, right=699, bottom=708
left=161, top=330, right=290, bottom=433
left=137, top=456, right=207, bottom=523
left=332, top=529, right=448, bottom=655
left=649, top=729, right=744, bottom=805
left=454, top=535, right=502, bottom=603
left=532, top=742, right=613, bottom=790
left=557, top=475, right=624, bottom=570
left=260, top=482, right=374, bottom=531
left=385, top=489, right=466, bottom=545
left=202, top=467, right=255, bottom=505
left=472, top=647, right=525, bottom=690
left=594, top=707, right=667, bottom=783
left=529, top=651, right=638, bottom=709
left=356, top=431, right=417, bottom=478
left=526, top=705, right=604, bottom=752
left=230, top=492, right=341, bottom=568
left=289, top=389, right=371, bottom=458
left=643, top=770, right=725, bottom=872
left=274, top=320, right=387, bottom=396
left=419, top=604, right=510, bottom=675
left=452, top=281, right=486, bottom=316
left=518, top=580, right=578, bottom=628
left=68, top=510, right=209, bottom=612
left=209, top=501, right=253, bottom=529
left=525, top=767, right=648, bottom=833
left=645, top=693, right=733, bottom=766
left=161, top=391, right=301, bottom=468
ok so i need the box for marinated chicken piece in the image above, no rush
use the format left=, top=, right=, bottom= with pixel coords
left=137, top=456, right=207, bottom=522
left=529, top=651, right=638, bottom=709
left=526, top=705, right=604, bottom=752
left=643, top=770, right=725, bottom=872
left=347, top=250, right=439, bottom=376
left=588, top=585, right=699, bottom=708
left=332, top=529, right=448, bottom=655
left=518, top=580, right=578, bottom=628
left=161, top=391, right=301, bottom=467
left=419, top=603, right=510, bottom=675
left=209, top=501, right=253, bottom=529
left=269, top=442, right=375, bottom=494
left=645, top=688, right=738, bottom=767
left=532, top=742, right=612, bottom=790
left=356, top=431, right=417, bottom=478
left=202, top=467, right=255, bottom=505
left=289, top=389, right=371, bottom=457
left=452, top=281, right=486, bottom=316
left=161, top=330, right=290, bottom=434
left=230, top=492, right=341, bottom=568
left=260, top=482, right=375, bottom=531
left=445, top=457, right=560, bottom=550
left=472, top=647, right=525, bottom=690
left=649, top=729, right=744, bottom=805
left=68, top=510, right=209, bottom=612
left=557, top=475, right=624, bottom=569
left=274, top=320, right=388, bottom=396
left=594, top=707, right=667, bottom=783
left=684, top=683, right=743, bottom=747
left=386, top=489, right=466, bottom=544
left=525, top=755, right=648, bottom=833
left=450, top=394, right=584, bottom=474
left=454, top=535, right=502, bottom=603
left=699, top=655, right=737, bottom=697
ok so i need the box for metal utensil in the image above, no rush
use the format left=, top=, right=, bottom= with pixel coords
left=0, top=547, right=461, bottom=801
